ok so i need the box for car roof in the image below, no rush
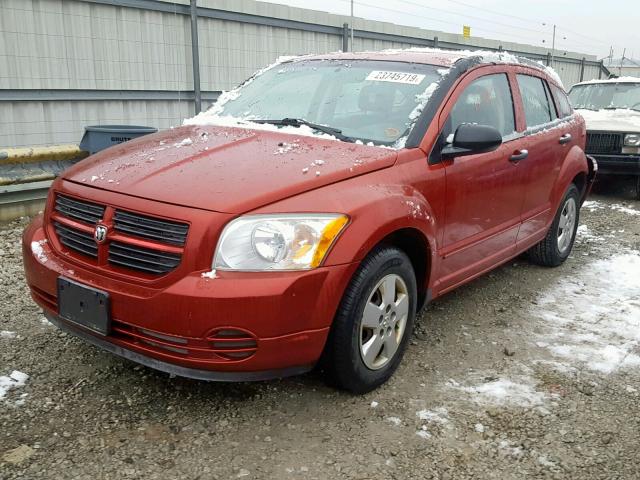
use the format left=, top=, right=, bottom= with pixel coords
left=285, top=47, right=562, bottom=86
left=573, top=76, right=640, bottom=87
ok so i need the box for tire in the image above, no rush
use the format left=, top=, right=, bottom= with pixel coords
left=527, top=184, right=580, bottom=267
left=324, top=246, right=417, bottom=394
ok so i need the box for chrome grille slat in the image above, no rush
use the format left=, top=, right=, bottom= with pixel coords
left=54, top=222, right=98, bottom=257
left=108, top=242, right=181, bottom=274
left=114, top=211, right=188, bottom=246
left=55, top=195, right=105, bottom=224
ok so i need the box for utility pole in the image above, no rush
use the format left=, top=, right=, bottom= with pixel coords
left=551, top=24, right=556, bottom=67
left=189, top=0, right=202, bottom=115
left=620, top=48, right=626, bottom=76
left=350, top=0, right=354, bottom=52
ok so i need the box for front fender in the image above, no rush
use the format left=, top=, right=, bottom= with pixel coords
left=329, top=184, right=438, bottom=266
left=551, top=145, right=589, bottom=209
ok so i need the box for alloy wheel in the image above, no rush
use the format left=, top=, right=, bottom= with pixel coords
left=359, top=274, right=410, bottom=370
left=557, top=197, right=577, bottom=254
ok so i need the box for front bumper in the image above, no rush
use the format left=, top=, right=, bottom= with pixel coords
left=23, top=216, right=358, bottom=380
left=589, top=154, right=640, bottom=175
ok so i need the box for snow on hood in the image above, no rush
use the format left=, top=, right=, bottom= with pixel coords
left=63, top=125, right=397, bottom=213
left=577, top=108, right=640, bottom=133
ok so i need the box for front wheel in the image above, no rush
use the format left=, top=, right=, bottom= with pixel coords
left=527, top=184, right=580, bottom=267
left=324, top=247, right=417, bottom=394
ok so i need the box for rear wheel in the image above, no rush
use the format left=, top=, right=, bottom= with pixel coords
left=324, top=246, right=417, bottom=394
left=527, top=184, right=580, bottom=267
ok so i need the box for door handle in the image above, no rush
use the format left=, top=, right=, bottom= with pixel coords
left=559, top=133, right=573, bottom=145
left=509, top=149, right=529, bottom=162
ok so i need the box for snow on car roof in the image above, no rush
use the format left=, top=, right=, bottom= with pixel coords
left=573, top=76, right=640, bottom=87
left=293, top=47, right=563, bottom=88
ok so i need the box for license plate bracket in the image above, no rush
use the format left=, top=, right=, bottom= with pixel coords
left=57, top=277, right=111, bottom=336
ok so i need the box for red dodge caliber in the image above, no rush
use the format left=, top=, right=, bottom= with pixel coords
left=23, top=49, right=596, bottom=393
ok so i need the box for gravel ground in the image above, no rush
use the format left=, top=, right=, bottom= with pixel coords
left=1, top=177, right=640, bottom=480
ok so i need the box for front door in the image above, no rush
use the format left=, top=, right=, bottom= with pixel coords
left=435, top=72, right=527, bottom=292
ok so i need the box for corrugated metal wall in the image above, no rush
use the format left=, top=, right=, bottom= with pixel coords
left=0, top=0, right=605, bottom=148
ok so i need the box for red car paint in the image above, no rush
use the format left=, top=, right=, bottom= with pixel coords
left=22, top=51, right=592, bottom=381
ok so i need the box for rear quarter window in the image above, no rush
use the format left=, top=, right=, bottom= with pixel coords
left=517, top=74, right=555, bottom=128
left=551, top=84, right=573, bottom=118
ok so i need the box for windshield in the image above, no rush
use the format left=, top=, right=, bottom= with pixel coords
left=215, top=60, right=444, bottom=146
left=569, top=82, right=640, bottom=111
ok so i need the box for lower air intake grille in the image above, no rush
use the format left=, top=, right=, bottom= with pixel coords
left=108, top=241, right=182, bottom=274
left=586, top=132, right=623, bottom=155
left=54, top=222, right=98, bottom=258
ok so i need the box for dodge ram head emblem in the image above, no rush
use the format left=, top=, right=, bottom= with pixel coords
left=94, top=225, right=108, bottom=244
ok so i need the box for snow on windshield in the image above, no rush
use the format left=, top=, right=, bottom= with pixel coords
left=186, top=56, right=450, bottom=148
left=185, top=48, right=562, bottom=149
left=570, top=81, right=640, bottom=111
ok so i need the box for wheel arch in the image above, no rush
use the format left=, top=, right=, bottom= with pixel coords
left=552, top=145, right=590, bottom=210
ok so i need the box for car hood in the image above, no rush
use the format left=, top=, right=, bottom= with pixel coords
left=576, top=108, right=640, bottom=133
left=63, top=125, right=397, bottom=213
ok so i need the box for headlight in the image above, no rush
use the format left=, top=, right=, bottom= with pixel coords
left=624, top=133, right=640, bottom=146
left=213, top=214, right=349, bottom=271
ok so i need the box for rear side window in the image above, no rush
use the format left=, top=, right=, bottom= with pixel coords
left=551, top=84, right=573, bottom=118
left=517, top=74, right=554, bottom=127
left=448, top=73, right=516, bottom=138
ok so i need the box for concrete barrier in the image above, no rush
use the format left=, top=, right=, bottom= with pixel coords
left=0, top=144, right=88, bottom=165
left=0, top=144, right=88, bottom=221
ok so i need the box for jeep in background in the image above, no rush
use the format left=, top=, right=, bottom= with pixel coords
left=570, top=78, right=640, bottom=198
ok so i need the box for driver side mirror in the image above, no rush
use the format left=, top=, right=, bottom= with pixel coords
left=441, top=124, right=503, bottom=159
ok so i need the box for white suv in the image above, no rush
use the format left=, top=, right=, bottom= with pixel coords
left=569, top=77, right=640, bottom=198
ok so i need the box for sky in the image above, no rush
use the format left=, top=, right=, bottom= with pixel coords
left=256, top=0, right=640, bottom=61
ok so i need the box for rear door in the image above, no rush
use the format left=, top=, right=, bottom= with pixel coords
left=515, top=73, right=572, bottom=244
left=434, top=70, right=528, bottom=292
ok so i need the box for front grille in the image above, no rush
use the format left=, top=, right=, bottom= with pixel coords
left=114, top=210, right=188, bottom=246
left=54, top=221, right=98, bottom=258
left=52, top=193, right=189, bottom=275
left=586, top=132, right=623, bottom=155
left=55, top=195, right=105, bottom=225
left=108, top=241, right=182, bottom=274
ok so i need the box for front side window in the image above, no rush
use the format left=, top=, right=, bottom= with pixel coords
left=448, top=73, right=516, bottom=138
left=215, top=60, right=444, bottom=145
left=517, top=74, right=554, bottom=127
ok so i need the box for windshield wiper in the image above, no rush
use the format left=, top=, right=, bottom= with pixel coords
left=253, top=118, right=356, bottom=143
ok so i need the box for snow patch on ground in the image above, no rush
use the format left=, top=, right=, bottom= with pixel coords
left=582, top=200, right=604, bottom=212
left=610, top=203, right=640, bottom=216
left=0, top=371, right=28, bottom=402
left=534, top=252, right=640, bottom=374
left=498, top=440, right=524, bottom=457
left=452, top=377, right=549, bottom=407
left=386, top=416, right=402, bottom=426
left=415, top=407, right=450, bottom=439
left=416, top=407, right=449, bottom=424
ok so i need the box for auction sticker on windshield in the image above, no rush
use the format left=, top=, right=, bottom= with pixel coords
left=366, top=71, right=426, bottom=85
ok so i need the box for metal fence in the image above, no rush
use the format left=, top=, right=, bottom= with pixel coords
left=0, top=0, right=610, bottom=148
